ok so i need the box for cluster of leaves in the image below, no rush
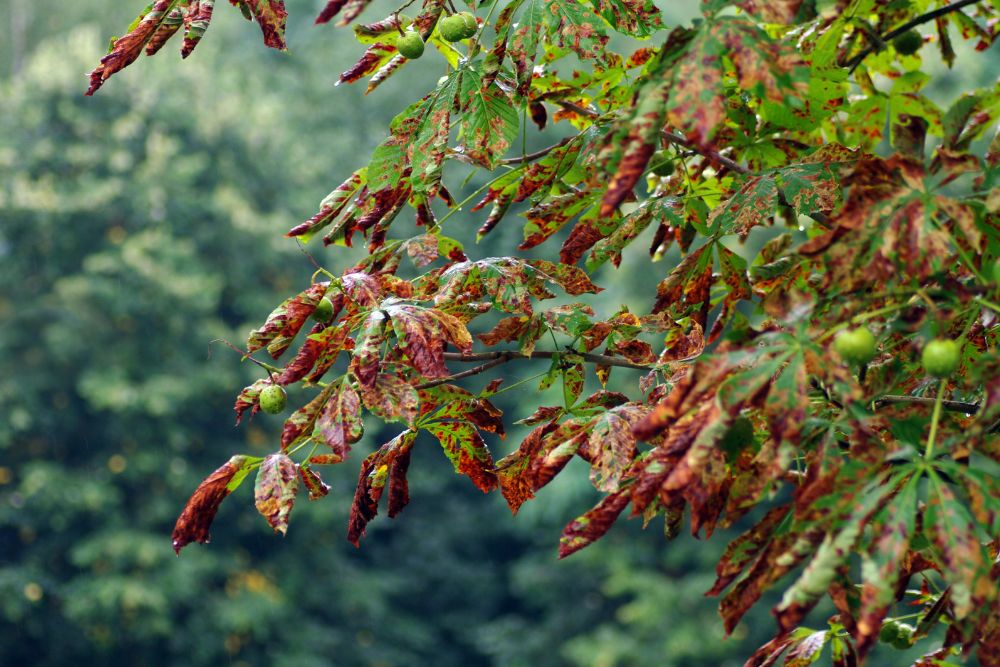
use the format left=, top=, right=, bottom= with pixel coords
left=89, top=0, right=999, bottom=664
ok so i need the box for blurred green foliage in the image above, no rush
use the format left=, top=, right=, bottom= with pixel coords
left=2, top=1, right=980, bottom=665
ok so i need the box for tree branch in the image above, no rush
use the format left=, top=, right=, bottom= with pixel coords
left=443, top=350, right=653, bottom=371
left=416, top=349, right=652, bottom=390
left=873, top=394, right=980, bottom=415
left=661, top=130, right=748, bottom=175
left=498, top=137, right=574, bottom=165
left=847, top=0, right=985, bottom=73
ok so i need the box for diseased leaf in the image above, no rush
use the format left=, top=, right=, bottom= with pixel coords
left=424, top=421, right=498, bottom=493
left=247, top=282, right=328, bottom=359
left=235, top=0, right=288, bottom=50
left=172, top=455, right=262, bottom=554
left=253, top=453, right=300, bottom=535
left=558, top=489, right=631, bottom=558
left=87, top=1, right=177, bottom=95
left=315, top=380, right=364, bottom=458
left=347, top=430, right=416, bottom=545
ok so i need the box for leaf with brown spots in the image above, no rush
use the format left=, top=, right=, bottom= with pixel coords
left=247, top=282, right=328, bottom=359
left=234, top=0, right=288, bottom=50
left=253, top=453, right=300, bottom=535
left=855, top=475, right=918, bottom=659
left=315, top=0, right=374, bottom=26
left=347, top=430, right=416, bottom=545
left=181, top=0, right=216, bottom=58
left=316, top=380, right=364, bottom=457
left=359, top=372, right=419, bottom=427
left=172, top=455, right=261, bottom=554
left=86, top=1, right=177, bottom=95
left=558, top=489, right=631, bottom=558
left=424, top=421, right=498, bottom=493
left=299, top=465, right=331, bottom=500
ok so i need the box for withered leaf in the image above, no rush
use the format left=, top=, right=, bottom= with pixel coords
left=254, top=454, right=300, bottom=535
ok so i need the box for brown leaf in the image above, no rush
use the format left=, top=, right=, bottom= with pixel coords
left=86, top=1, right=175, bottom=96
left=299, top=466, right=331, bottom=500
left=239, top=0, right=288, bottom=50
left=558, top=489, right=631, bottom=558
left=316, top=0, right=374, bottom=26
left=347, top=430, right=415, bottom=545
left=172, top=455, right=259, bottom=554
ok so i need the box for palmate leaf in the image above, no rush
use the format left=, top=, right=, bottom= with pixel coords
left=707, top=145, right=855, bottom=239
left=800, top=155, right=984, bottom=290
left=434, top=256, right=601, bottom=314
left=661, top=16, right=807, bottom=148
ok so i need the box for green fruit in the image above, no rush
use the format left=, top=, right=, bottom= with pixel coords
left=834, top=327, right=877, bottom=365
left=921, top=338, right=960, bottom=378
left=397, top=31, right=425, bottom=59
left=456, top=12, right=478, bottom=38
left=891, top=623, right=915, bottom=650
left=259, top=385, right=287, bottom=414
left=879, top=620, right=902, bottom=645
left=649, top=152, right=676, bottom=177
left=439, top=15, right=467, bottom=42
left=893, top=30, right=923, bottom=56
left=312, top=296, right=334, bottom=323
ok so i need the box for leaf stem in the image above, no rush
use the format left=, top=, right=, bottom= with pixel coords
left=924, top=378, right=947, bottom=459
left=443, top=350, right=652, bottom=370
left=974, top=295, right=1000, bottom=314
left=874, top=394, right=978, bottom=415
left=431, top=165, right=526, bottom=231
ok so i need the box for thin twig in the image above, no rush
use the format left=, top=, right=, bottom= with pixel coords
left=873, top=394, right=979, bottom=415
left=208, top=338, right=281, bottom=377
left=662, top=130, right=748, bottom=175
left=415, top=353, right=513, bottom=390
left=498, top=136, right=574, bottom=165
left=847, top=0, right=985, bottom=72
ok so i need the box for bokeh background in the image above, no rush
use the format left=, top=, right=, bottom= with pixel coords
left=1, top=1, right=995, bottom=665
